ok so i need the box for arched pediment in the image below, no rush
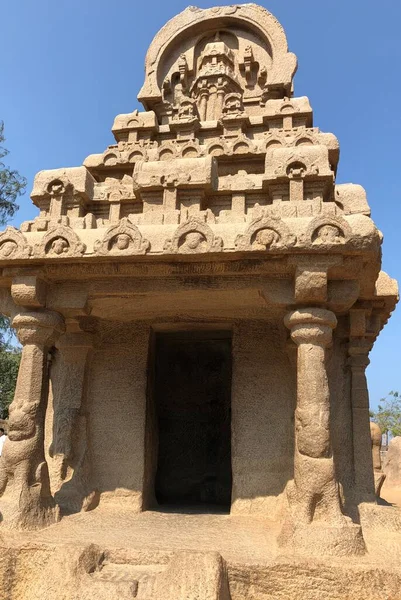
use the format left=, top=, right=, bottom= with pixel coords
left=164, top=218, right=223, bottom=254
left=34, top=226, right=86, bottom=258
left=0, top=228, right=32, bottom=260
left=138, top=5, right=297, bottom=115
left=94, top=218, right=150, bottom=256
left=235, top=215, right=296, bottom=251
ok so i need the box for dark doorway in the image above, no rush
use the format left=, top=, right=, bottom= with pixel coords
left=153, top=331, right=232, bottom=510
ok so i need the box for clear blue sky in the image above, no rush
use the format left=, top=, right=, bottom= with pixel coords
left=1, top=1, right=400, bottom=409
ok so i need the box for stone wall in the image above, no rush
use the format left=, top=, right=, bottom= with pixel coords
left=231, top=320, right=295, bottom=517
left=88, top=324, right=150, bottom=511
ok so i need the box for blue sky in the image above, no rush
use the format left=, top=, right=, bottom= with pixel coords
left=1, top=1, right=400, bottom=408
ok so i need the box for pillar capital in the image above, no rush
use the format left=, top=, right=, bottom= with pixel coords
left=348, top=340, right=371, bottom=370
left=56, top=330, right=95, bottom=364
left=12, top=310, right=65, bottom=347
left=284, top=307, right=337, bottom=347
left=348, top=352, right=370, bottom=370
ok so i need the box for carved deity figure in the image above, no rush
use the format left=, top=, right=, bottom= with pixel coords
left=111, top=233, right=131, bottom=252
left=0, top=240, right=17, bottom=257
left=49, top=238, right=69, bottom=255
left=252, top=228, right=279, bottom=250
left=179, top=231, right=207, bottom=253
left=314, top=224, right=343, bottom=245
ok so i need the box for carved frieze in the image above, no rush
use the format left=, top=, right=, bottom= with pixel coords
left=94, top=218, right=150, bottom=256
left=164, top=218, right=223, bottom=254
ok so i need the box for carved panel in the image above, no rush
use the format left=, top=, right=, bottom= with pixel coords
left=0, top=227, right=32, bottom=260
left=34, top=226, right=86, bottom=258
left=164, top=218, right=223, bottom=254
left=94, top=217, right=150, bottom=256
left=306, top=216, right=352, bottom=248
left=235, top=215, right=296, bottom=251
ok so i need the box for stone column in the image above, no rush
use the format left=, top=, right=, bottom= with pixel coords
left=216, top=83, right=226, bottom=119
left=51, top=328, right=96, bottom=513
left=284, top=308, right=344, bottom=524
left=0, top=310, right=64, bottom=529
left=282, top=308, right=365, bottom=555
left=199, top=85, right=209, bottom=121
left=348, top=344, right=375, bottom=502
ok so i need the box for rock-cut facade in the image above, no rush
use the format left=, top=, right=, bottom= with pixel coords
left=0, top=4, right=399, bottom=599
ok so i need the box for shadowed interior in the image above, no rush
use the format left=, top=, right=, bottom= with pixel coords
left=153, top=331, right=232, bottom=510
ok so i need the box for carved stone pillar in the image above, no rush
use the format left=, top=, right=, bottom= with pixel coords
left=51, top=328, right=95, bottom=513
left=216, top=82, right=226, bottom=118
left=284, top=308, right=343, bottom=522
left=282, top=308, right=365, bottom=556
left=199, top=85, right=209, bottom=121
left=348, top=343, right=375, bottom=502
left=0, top=310, right=64, bottom=529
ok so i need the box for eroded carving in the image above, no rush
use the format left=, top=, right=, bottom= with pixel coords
left=307, top=216, right=352, bottom=247
left=35, top=226, right=86, bottom=258
left=0, top=227, right=32, bottom=260
left=222, top=92, right=244, bottom=116
left=164, top=218, right=223, bottom=254
left=235, top=216, right=296, bottom=251
left=94, top=218, right=150, bottom=255
left=0, top=311, right=64, bottom=529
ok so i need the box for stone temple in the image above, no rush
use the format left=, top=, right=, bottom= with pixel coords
left=0, top=5, right=400, bottom=599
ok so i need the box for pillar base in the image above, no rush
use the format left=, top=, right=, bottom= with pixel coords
left=0, top=486, right=60, bottom=531
left=278, top=519, right=366, bottom=557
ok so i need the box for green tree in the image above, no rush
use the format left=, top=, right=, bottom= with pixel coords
left=0, top=348, right=21, bottom=419
left=0, top=120, right=26, bottom=224
left=0, top=121, right=26, bottom=417
left=370, top=391, right=401, bottom=448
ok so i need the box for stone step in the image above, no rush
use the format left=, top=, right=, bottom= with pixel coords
left=91, top=561, right=166, bottom=597
left=88, top=551, right=231, bottom=600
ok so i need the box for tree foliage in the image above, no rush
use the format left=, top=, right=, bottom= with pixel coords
left=0, top=348, right=21, bottom=419
left=370, top=391, right=401, bottom=446
left=0, top=121, right=25, bottom=417
left=0, top=121, right=26, bottom=225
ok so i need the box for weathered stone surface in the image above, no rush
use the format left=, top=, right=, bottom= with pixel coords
left=383, top=437, right=401, bottom=488
left=0, top=3, right=399, bottom=599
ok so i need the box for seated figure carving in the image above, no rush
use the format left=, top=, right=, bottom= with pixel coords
left=0, top=240, right=17, bottom=257
left=313, top=224, right=343, bottom=245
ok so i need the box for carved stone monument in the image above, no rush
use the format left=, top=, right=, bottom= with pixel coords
left=0, top=5, right=400, bottom=599
left=370, top=421, right=386, bottom=497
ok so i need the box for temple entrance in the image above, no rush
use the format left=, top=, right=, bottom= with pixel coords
left=152, top=331, right=232, bottom=511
